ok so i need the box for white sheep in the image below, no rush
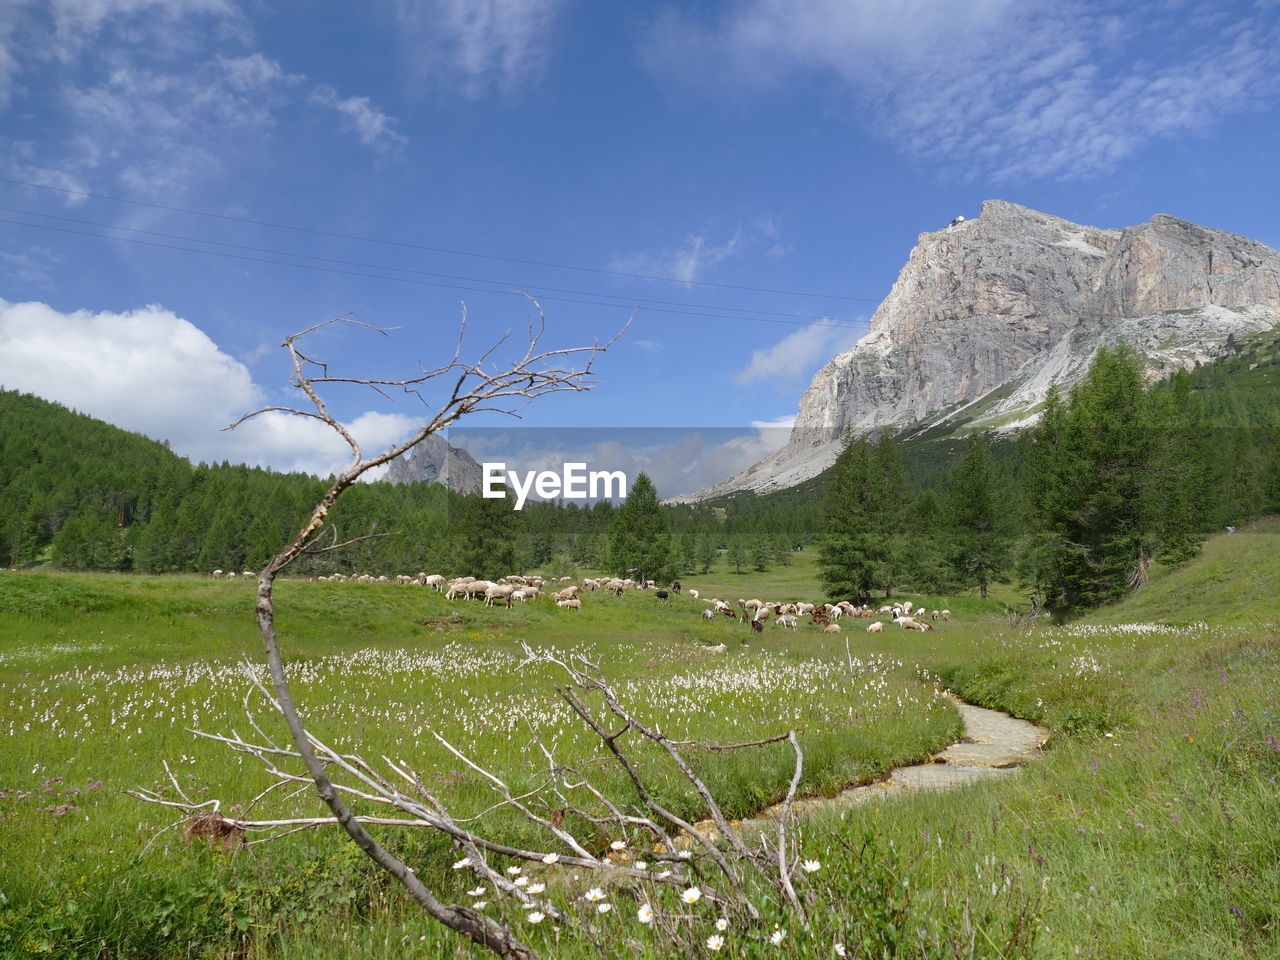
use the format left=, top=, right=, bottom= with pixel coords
left=485, top=584, right=515, bottom=607
left=822, top=623, right=842, bottom=634
left=776, top=614, right=798, bottom=630
left=688, top=589, right=699, bottom=599
left=866, top=621, right=883, bottom=633
left=942, top=609, right=951, bottom=621
left=701, top=608, right=715, bottom=620
left=212, top=569, right=224, bottom=579
left=555, top=597, right=582, bottom=611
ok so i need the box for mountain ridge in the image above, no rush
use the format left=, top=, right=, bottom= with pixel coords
left=674, top=200, right=1280, bottom=502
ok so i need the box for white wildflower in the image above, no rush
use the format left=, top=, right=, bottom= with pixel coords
left=597, top=903, right=612, bottom=914
left=682, top=886, right=702, bottom=904
left=452, top=857, right=471, bottom=869
left=526, top=911, right=545, bottom=924
left=634, top=861, right=648, bottom=871
left=637, top=903, right=654, bottom=924
left=584, top=887, right=606, bottom=902
left=528, top=883, right=546, bottom=894
left=507, top=866, right=522, bottom=875
left=802, top=859, right=821, bottom=873
left=514, top=876, right=529, bottom=887
left=707, top=934, right=724, bottom=951
left=610, top=840, right=627, bottom=851
left=771, top=929, right=786, bottom=946
left=541, top=853, right=560, bottom=865
left=715, top=917, right=729, bottom=931
left=467, top=886, right=486, bottom=896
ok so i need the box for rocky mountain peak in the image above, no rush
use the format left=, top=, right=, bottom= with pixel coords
left=674, top=201, right=1280, bottom=502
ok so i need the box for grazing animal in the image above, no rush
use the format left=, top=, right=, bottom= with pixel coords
left=942, top=609, right=951, bottom=621
left=555, top=598, right=582, bottom=611
left=750, top=619, right=764, bottom=634
left=655, top=590, right=669, bottom=600
left=931, top=609, right=940, bottom=621
left=688, top=589, right=699, bottom=599
left=670, top=581, right=681, bottom=593
left=701, top=609, right=715, bottom=620
left=810, top=612, right=830, bottom=625
left=776, top=614, right=798, bottom=630
left=822, top=623, right=841, bottom=634
left=866, top=621, right=884, bottom=633
left=722, top=606, right=739, bottom=618
left=212, top=569, right=224, bottom=579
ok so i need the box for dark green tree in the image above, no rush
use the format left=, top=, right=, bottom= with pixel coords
left=454, top=489, right=518, bottom=580
left=818, top=439, right=885, bottom=601
left=946, top=432, right=1010, bottom=598
left=607, top=473, right=672, bottom=582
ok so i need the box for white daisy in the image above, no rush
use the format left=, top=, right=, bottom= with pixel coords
left=541, top=853, right=560, bottom=865
left=637, top=903, right=654, bottom=924
left=526, top=911, right=545, bottom=924
left=681, top=887, right=702, bottom=904
left=707, top=934, right=724, bottom=951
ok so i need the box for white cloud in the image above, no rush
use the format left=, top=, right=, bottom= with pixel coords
left=310, top=85, right=408, bottom=154
left=392, top=0, right=563, bottom=96
left=3, top=4, right=398, bottom=202
left=643, top=0, right=1280, bottom=181
left=0, top=299, right=419, bottom=477
left=735, top=320, right=864, bottom=387
left=47, top=0, right=242, bottom=60
left=0, top=1, right=33, bottom=109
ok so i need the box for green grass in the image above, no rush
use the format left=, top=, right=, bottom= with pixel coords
left=3, top=526, right=1280, bottom=958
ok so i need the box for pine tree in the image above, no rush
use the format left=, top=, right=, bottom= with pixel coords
left=946, top=432, right=1009, bottom=598
left=454, top=489, right=518, bottom=580
left=607, top=473, right=672, bottom=582
left=818, top=439, right=884, bottom=601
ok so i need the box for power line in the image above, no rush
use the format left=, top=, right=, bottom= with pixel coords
left=0, top=205, right=865, bottom=325
left=0, top=216, right=870, bottom=329
left=0, top=174, right=879, bottom=303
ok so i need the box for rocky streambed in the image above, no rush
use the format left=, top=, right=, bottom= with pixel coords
left=689, top=696, right=1048, bottom=842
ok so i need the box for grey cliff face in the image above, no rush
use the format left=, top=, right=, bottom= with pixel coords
left=678, top=200, right=1280, bottom=502
left=383, top=433, right=482, bottom=493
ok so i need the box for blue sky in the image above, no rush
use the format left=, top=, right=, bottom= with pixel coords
left=1, top=0, right=1278, bottom=482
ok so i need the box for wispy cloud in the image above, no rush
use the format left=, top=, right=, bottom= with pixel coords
left=2, top=3, right=405, bottom=201
left=310, top=85, right=408, bottom=154
left=610, top=219, right=783, bottom=284
left=735, top=320, right=864, bottom=387
left=642, top=0, right=1280, bottom=181
left=392, top=0, right=563, bottom=97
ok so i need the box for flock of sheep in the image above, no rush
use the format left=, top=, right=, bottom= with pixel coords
left=212, top=568, right=956, bottom=636
left=697, top=596, right=950, bottom=634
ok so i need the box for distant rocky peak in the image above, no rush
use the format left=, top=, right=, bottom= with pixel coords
left=672, top=201, right=1280, bottom=503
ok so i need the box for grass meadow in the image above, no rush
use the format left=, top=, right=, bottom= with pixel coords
left=2, top=528, right=1279, bottom=958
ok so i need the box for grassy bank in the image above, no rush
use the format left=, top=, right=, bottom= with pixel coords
left=2, top=524, right=1278, bottom=957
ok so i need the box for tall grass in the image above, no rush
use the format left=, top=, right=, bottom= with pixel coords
left=3, top=522, right=1279, bottom=958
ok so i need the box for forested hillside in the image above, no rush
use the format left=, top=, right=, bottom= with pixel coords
left=1, top=327, right=1277, bottom=605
